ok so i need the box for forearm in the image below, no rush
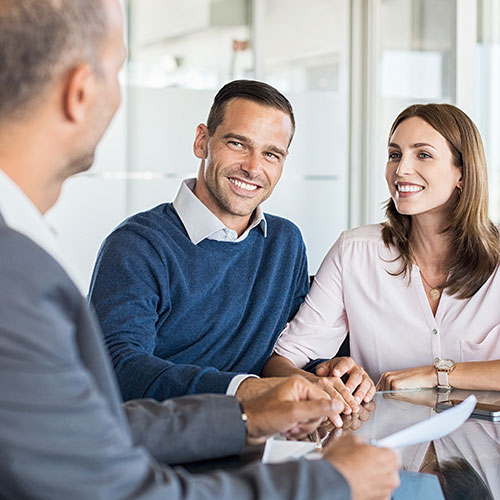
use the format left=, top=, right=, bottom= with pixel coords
left=124, top=395, right=246, bottom=464
left=261, top=354, right=315, bottom=382
left=111, top=348, right=240, bottom=400
left=450, top=360, right=500, bottom=391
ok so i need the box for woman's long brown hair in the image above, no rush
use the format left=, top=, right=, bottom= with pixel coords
left=381, top=103, right=499, bottom=299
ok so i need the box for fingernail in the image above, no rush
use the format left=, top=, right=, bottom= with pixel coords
left=333, top=370, right=341, bottom=376
left=355, top=396, right=362, bottom=404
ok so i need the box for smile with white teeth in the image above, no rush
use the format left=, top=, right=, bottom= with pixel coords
left=396, top=184, right=424, bottom=193
left=229, top=178, right=258, bottom=191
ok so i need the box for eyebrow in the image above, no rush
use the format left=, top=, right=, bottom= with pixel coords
left=388, top=142, right=437, bottom=151
left=223, top=133, right=286, bottom=157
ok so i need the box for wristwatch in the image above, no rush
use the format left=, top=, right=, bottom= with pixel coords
left=434, top=358, right=456, bottom=390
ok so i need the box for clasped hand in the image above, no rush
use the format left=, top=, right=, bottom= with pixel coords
left=312, top=356, right=376, bottom=423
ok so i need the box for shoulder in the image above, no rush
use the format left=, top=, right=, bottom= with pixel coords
left=116, top=203, right=175, bottom=234
left=264, top=213, right=304, bottom=241
left=341, top=223, right=385, bottom=246
left=101, top=203, right=181, bottom=250
left=325, top=223, right=393, bottom=264
left=0, top=224, right=77, bottom=294
left=0, top=225, right=82, bottom=340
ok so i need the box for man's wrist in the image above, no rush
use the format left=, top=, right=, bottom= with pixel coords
left=226, top=373, right=259, bottom=396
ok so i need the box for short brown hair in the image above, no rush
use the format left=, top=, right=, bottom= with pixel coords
left=0, top=0, right=107, bottom=121
left=206, top=79, right=296, bottom=143
left=382, top=103, right=499, bottom=298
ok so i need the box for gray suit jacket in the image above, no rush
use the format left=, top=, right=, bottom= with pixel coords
left=0, top=214, right=350, bottom=499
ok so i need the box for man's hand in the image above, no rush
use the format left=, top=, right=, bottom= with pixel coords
left=241, top=375, right=344, bottom=444
left=235, top=377, right=286, bottom=402
left=315, top=357, right=376, bottom=404
left=376, top=365, right=436, bottom=391
left=323, top=434, right=401, bottom=500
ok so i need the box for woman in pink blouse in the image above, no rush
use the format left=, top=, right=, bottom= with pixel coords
left=263, top=103, right=500, bottom=399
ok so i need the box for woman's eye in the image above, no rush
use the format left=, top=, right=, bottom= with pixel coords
left=388, top=151, right=401, bottom=160
left=418, top=152, right=431, bottom=159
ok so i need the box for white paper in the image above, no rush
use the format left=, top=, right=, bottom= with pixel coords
left=262, top=438, right=318, bottom=464
left=375, top=394, right=477, bottom=449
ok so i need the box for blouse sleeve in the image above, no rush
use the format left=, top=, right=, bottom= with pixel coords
left=274, top=231, right=349, bottom=367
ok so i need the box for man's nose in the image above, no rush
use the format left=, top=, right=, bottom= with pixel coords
left=242, top=151, right=262, bottom=176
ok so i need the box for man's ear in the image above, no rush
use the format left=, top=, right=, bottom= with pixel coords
left=193, top=123, right=209, bottom=159
left=62, top=63, right=95, bottom=123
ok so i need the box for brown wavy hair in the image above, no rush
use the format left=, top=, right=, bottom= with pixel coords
left=381, top=103, right=499, bottom=299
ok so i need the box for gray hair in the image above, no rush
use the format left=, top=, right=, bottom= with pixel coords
left=0, top=0, right=107, bottom=121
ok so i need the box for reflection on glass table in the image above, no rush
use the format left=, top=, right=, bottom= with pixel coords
left=351, top=389, right=499, bottom=499
left=183, top=388, right=499, bottom=499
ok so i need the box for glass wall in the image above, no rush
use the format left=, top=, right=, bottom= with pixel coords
left=477, top=0, right=500, bottom=222
left=367, top=0, right=457, bottom=223
left=46, top=0, right=499, bottom=291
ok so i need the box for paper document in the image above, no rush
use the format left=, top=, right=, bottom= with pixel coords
left=375, top=394, right=477, bottom=449
left=262, top=438, right=318, bottom=464
left=261, top=395, right=477, bottom=463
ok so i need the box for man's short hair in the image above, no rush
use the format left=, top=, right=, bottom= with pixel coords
left=206, top=79, right=296, bottom=142
left=0, top=0, right=107, bottom=121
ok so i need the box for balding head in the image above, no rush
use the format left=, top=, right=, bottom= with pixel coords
left=0, top=0, right=108, bottom=122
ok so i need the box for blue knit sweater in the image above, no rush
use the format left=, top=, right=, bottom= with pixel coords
left=88, top=203, right=309, bottom=401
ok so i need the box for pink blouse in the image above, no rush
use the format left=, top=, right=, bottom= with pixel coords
left=274, top=224, right=500, bottom=382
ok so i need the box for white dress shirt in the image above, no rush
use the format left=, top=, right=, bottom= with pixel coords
left=274, top=224, right=500, bottom=382
left=0, top=169, right=79, bottom=287
left=173, top=178, right=262, bottom=394
left=173, top=177, right=267, bottom=244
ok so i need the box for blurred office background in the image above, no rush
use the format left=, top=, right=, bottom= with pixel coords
left=47, top=0, right=500, bottom=291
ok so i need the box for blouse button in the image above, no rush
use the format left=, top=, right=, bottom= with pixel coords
left=432, top=328, right=438, bottom=335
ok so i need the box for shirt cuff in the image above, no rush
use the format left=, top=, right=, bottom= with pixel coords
left=226, top=373, right=259, bottom=396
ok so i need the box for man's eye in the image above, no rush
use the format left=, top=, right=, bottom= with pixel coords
left=265, top=152, right=279, bottom=160
left=229, top=141, right=243, bottom=148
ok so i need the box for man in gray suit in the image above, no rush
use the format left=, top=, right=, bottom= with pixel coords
left=0, top=0, right=400, bottom=499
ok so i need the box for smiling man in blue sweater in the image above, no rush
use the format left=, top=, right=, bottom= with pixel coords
left=89, top=80, right=314, bottom=402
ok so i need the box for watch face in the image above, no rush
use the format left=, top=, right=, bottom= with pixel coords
left=436, top=359, right=455, bottom=370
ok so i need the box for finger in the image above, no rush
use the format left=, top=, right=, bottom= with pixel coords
left=315, top=361, right=332, bottom=376
left=329, top=377, right=360, bottom=413
left=286, top=398, right=343, bottom=426
left=343, top=368, right=364, bottom=394
left=291, top=418, right=327, bottom=438
left=329, top=357, right=355, bottom=377
left=284, top=418, right=325, bottom=439
left=286, top=374, right=331, bottom=402
left=315, top=378, right=354, bottom=415
left=352, top=375, right=375, bottom=403
left=363, top=382, right=376, bottom=403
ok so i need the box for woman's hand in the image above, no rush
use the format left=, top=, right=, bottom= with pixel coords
left=376, top=365, right=437, bottom=391
left=315, top=357, right=376, bottom=404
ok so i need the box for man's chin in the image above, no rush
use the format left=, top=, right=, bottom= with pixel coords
left=65, top=153, right=96, bottom=178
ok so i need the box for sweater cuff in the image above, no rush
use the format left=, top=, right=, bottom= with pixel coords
left=196, top=370, right=244, bottom=394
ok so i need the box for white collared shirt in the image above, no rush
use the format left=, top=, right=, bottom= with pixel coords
left=173, top=178, right=267, bottom=244
left=0, top=169, right=80, bottom=288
